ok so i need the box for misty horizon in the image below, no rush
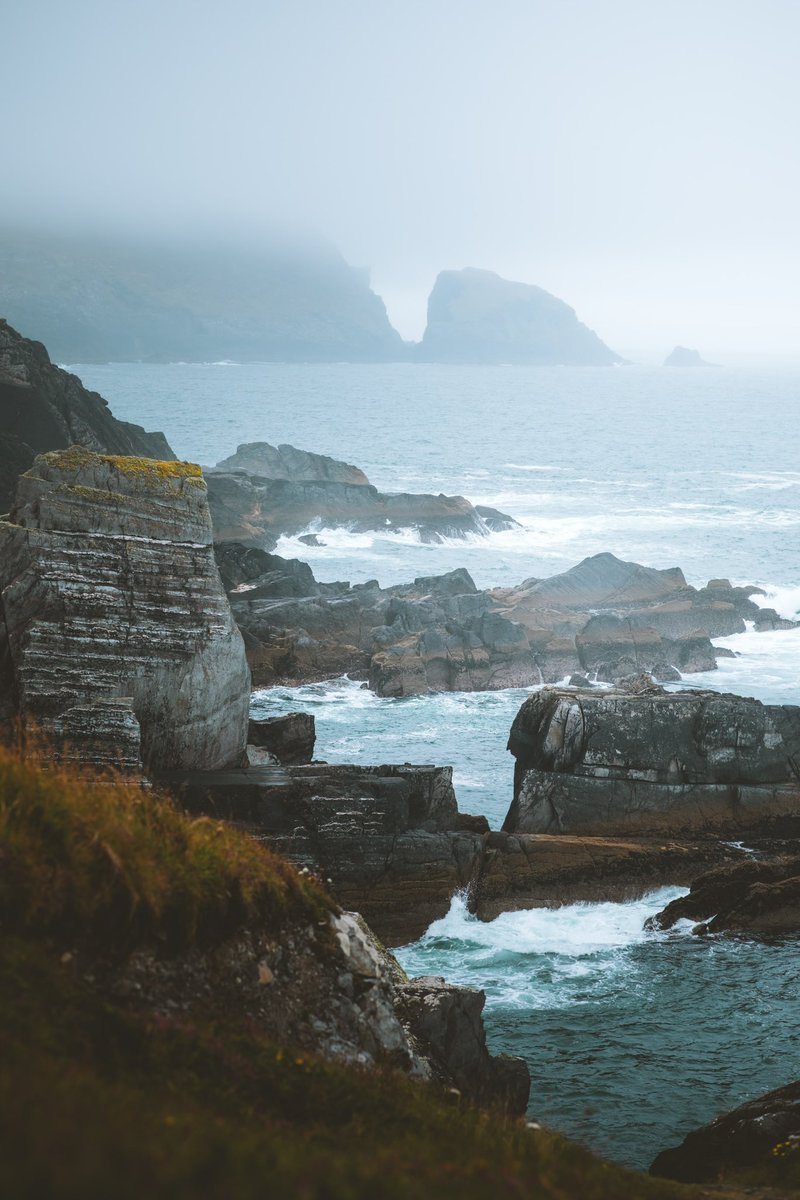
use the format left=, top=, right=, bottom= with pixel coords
left=4, top=0, right=800, bottom=358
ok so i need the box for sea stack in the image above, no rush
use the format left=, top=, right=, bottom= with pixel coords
left=0, top=447, right=250, bottom=771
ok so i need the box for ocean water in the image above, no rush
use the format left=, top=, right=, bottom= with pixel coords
left=74, top=360, right=800, bottom=1168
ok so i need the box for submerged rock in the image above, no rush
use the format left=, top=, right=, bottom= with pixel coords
left=0, top=447, right=250, bottom=771
left=503, top=686, right=800, bottom=837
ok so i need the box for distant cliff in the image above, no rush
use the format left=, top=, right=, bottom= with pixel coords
left=0, top=229, right=406, bottom=364
left=415, top=268, right=623, bottom=365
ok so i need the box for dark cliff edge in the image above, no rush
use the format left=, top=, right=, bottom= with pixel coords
left=0, top=318, right=173, bottom=510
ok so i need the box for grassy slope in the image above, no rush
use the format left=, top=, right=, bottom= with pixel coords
left=0, top=746, right=785, bottom=1199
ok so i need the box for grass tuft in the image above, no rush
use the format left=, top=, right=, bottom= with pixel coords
left=0, top=744, right=332, bottom=954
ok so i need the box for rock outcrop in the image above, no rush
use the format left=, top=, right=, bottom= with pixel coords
left=415, top=268, right=623, bottom=365
left=468, top=832, right=742, bottom=920
left=205, top=466, right=517, bottom=549
left=0, top=318, right=173, bottom=510
left=647, top=855, right=800, bottom=936
left=651, top=1079, right=800, bottom=1182
left=503, top=685, right=800, bottom=838
left=228, top=551, right=782, bottom=696
left=0, top=448, right=250, bottom=771
left=663, top=345, right=716, bottom=367
left=214, top=441, right=370, bottom=486
left=248, top=712, right=316, bottom=765
left=161, top=762, right=485, bottom=946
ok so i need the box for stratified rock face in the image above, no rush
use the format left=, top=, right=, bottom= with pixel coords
left=416, top=268, right=622, bottom=365
left=503, top=686, right=800, bottom=837
left=164, top=762, right=482, bottom=946
left=647, top=855, right=800, bottom=937
left=214, top=442, right=370, bottom=486
left=663, top=345, right=715, bottom=367
left=0, top=319, right=173, bottom=511
left=0, top=448, right=250, bottom=770
left=651, top=1080, right=800, bottom=1182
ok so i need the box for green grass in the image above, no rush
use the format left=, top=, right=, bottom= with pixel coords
left=0, top=746, right=777, bottom=1199
left=0, top=744, right=331, bottom=954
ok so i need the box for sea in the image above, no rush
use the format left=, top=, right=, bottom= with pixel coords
left=73, top=359, right=800, bottom=1169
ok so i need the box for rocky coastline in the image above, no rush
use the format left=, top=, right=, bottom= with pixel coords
left=3, top=328, right=800, bottom=1194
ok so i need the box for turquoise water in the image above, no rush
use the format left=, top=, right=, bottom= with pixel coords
left=74, top=360, right=800, bottom=1169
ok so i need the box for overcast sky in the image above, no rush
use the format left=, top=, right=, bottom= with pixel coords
left=4, top=0, right=800, bottom=357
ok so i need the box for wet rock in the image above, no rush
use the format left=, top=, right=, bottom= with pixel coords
left=395, top=976, right=530, bottom=1113
left=651, top=1079, right=800, bottom=1182
left=469, top=833, right=743, bottom=921
left=248, top=712, right=316, bottom=764
left=647, top=855, right=800, bottom=936
left=503, top=687, right=800, bottom=837
left=0, top=448, right=250, bottom=771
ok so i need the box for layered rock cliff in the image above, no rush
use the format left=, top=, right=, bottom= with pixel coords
left=416, top=268, right=623, bottom=365
left=0, top=318, right=173, bottom=510
left=0, top=448, right=250, bottom=771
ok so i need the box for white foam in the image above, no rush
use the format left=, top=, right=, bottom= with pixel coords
left=414, top=889, right=685, bottom=958
left=751, top=584, right=800, bottom=621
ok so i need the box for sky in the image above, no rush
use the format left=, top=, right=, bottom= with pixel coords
left=3, top=0, right=800, bottom=358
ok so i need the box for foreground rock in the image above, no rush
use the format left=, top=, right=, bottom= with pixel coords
left=0, top=318, right=173, bottom=510
left=414, top=268, right=623, bottom=365
left=0, top=448, right=250, bottom=771
left=161, top=762, right=486, bottom=946
left=651, top=1079, right=800, bottom=1182
left=647, top=855, right=800, bottom=936
left=503, top=684, right=800, bottom=838
left=229, top=550, right=783, bottom=696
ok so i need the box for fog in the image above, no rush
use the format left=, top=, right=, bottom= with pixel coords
left=4, top=0, right=800, bottom=357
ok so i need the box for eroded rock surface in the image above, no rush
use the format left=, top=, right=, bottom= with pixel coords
left=248, top=712, right=316, bottom=765
left=0, top=448, right=250, bottom=771
left=228, top=551, right=776, bottom=696
left=504, top=685, right=800, bottom=837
